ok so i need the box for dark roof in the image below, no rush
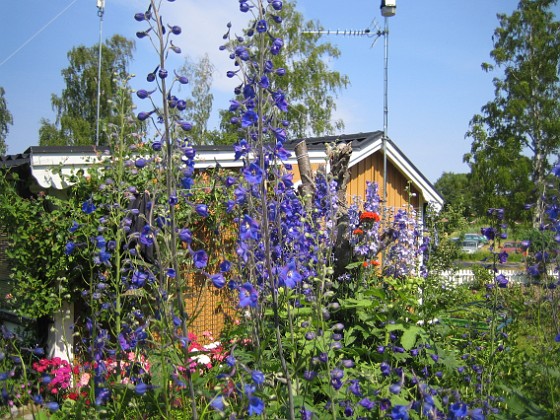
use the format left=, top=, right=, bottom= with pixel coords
left=1, top=145, right=110, bottom=168
left=0, top=151, right=31, bottom=168
left=287, top=130, right=384, bottom=151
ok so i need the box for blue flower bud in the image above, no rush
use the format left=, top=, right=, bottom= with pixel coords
left=179, top=228, right=192, bottom=243
left=179, top=121, right=192, bottom=131
left=176, top=100, right=187, bottom=111
left=271, top=0, right=283, bottom=10
left=137, top=111, right=153, bottom=121
left=135, top=382, right=149, bottom=395
left=136, top=30, right=150, bottom=39
left=136, top=89, right=153, bottom=99
left=174, top=71, right=188, bottom=84
left=170, top=25, right=181, bottom=35
left=170, top=42, right=181, bottom=54
left=158, top=68, right=168, bottom=79
left=134, top=12, right=146, bottom=21
left=45, top=402, right=59, bottom=412
left=256, top=19, right=267, bottom=33
left=195, top=204, right=209, bottom=217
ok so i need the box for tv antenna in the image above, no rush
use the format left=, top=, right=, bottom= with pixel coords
left=302, top=1, right=397, bottom=205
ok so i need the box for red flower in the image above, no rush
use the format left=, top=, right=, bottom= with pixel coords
left=363, top=260, right=380, bottom=268
left=353, top=228, right=364, bottom=235
left=360, top=212, right=380, bottom=222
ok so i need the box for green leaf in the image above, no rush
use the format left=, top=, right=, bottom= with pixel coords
left=400, top=326, right=421, bottom=350
left=345, top=261, right=364, bottom=269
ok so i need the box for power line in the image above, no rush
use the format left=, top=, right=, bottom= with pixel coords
left=0, top=0, right=80, bottom=68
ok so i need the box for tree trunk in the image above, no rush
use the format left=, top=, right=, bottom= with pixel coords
left=294, top=140, right=315, bottom=213
left=294, top=141, right=354, bottom=277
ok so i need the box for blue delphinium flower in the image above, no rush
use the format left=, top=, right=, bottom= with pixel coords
left=210, top=273, right=226, bottom=289
left=300, top=406, right=313, bottom=420
left=65, top=241, right=76, bottom=255
left=239, top=283, right=258, bottom=308
left=449, top=402, right=468, bottom=419
left=380, top=361, right=391, bottom=376
left=135, top=382, right=150, bottom=395
left=210, top=395, right=225, bottom=412
left=195, top=204, right=209, bottom=217
left=192, top=249, right=208, bottom=269
left=496, top=273, right=509, bottom=288
left=389, top=405, right=409, bottom=420
left=45, top=401, right=59, bottom=412
left=251, top=370, right=265, bottom=385
left=179, top=228, right=192, bottom=243
left=82, top=199, right=96, bottom=214
left=248, top=396, right=264, bottom=416
left=348, top=379, right=362, bottom=396
left=243, top=162, right=264, bottom=185
left=359, top=397, right=375, bottom=411
left=278, top=259, right=302, bottom=289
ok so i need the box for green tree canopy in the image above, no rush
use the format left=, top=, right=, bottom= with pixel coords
left=0, top=87, right=13, bottom=155
left=464, top=0, right=560, bottom=226
left=180, top=53, right=215, bottom=145
left=39, top=35, right=136, bottom=146
left=434, top=172, right=471, bottom=208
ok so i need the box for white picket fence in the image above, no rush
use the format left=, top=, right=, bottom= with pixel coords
left=438, top=268, right=537, bottom=287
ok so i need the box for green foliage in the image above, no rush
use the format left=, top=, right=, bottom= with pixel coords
left=465, top=0, right=560, bottom=227
left=179, top=54, right=215, bottom=145
left=434, top=172, right=474, bottom=219
left=0, top=174, right=73, bottom=318
left=39, top=34, right=137, bottom=146
left=0, top=86, right=13, bottom=155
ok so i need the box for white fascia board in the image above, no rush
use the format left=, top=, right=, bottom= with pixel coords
left=345, top=139, right=443, bottom=210
left=193, top=149, right=329, bottom=170
left=384, top=143, right=443, bottom=209
left=30, top=152, right=108, bottom=189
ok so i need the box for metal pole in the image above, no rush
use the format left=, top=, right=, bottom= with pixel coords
left=382, top=15, right=389, bottom=205
left=95, top=2, right=105, bottom=146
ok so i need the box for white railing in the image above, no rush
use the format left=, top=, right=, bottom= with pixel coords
left=437, top=268, right=541, bottom=287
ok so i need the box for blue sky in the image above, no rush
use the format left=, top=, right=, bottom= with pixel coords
left=1, top=0, right=557, bottom=182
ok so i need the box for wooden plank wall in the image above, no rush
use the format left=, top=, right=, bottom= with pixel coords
left=288, top=151, right=420, bottom=210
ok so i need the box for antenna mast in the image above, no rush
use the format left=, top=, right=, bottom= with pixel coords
left=303, top=1, right=396, bottom=204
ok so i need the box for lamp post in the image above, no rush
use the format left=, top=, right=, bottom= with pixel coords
left=95, top=0, right=105, bottom=146
left=380, top=0, right=395, bottom=207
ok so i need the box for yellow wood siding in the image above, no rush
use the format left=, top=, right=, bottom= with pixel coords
left=289, top=151, right=420, bottom=210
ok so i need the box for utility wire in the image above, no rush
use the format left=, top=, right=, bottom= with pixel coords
left=0, top=0, right=80, bottom=67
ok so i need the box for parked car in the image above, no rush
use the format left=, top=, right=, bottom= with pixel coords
left=464, top=233, right=488, bottom=244
left=460, top=240, right=480, bottom=254
left=501, top=241, right=523, bottom=254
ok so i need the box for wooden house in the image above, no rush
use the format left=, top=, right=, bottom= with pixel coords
left=0, top=131, right=443, bottom=358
